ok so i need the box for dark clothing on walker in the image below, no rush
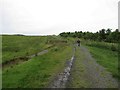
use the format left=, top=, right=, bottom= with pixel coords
left=77, top=40, right=80, bottom=46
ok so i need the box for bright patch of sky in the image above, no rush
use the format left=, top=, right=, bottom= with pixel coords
left=1, top=0, right=119, bottom=35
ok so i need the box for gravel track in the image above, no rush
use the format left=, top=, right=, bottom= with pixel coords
left=49, top=45, right=118, bottom=88
left=80, top=46, right=118, bottom=88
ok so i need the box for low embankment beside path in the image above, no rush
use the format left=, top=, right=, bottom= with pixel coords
left=2, top=35, right=73, bottom=88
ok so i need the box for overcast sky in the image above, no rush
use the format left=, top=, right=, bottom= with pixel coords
left=1, top=0, right=119, bottom=35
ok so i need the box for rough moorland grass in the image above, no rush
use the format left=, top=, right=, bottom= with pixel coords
left=3, top=44, right=73, bottom=88
left=2, top=35, right=67, bottom=63
left=84, top=40, right=118, bottom=52
left=2, top=35, right=47, bottom=63
left=86, top=45, right=119, bottom=80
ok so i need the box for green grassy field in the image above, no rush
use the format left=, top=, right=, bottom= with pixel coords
left=2, top=36, right=119, bottom=88
left=2, top=35, right=47, bottom=63
left=2, top=35, right=73, bottom=88
left=84, top=40, right=118, bottom=51
left=84, top=41, right=119, bottom=80
left=2, top=35, right=68, bottom=64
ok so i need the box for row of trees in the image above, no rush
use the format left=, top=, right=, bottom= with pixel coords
left=59, top=29, right=120, bottom=43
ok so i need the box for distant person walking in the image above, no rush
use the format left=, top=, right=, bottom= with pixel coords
left=77, top=39, right=81, bottom=46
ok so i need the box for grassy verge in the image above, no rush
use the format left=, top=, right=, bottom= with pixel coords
left=85, top=44, right=119, bottom=80
left=2, top=44, right=73, bottom=88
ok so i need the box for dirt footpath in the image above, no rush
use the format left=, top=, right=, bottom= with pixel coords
left=67, top=45, right=118, bottom=88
